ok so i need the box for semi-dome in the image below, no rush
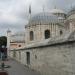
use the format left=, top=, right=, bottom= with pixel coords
left=29, top=12, right=59, bottom=25
left=50, top=8, right=65, bottom=14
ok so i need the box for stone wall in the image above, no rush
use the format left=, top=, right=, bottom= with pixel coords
left=10, top=42, right=75, bottom=75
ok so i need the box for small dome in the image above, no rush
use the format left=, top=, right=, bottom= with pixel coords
left=29, top=12, right=59, bottom=25
left=50, top=8, right=65, bottom=14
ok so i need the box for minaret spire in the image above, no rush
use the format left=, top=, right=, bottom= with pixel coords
left=71, top=4, right=73, bottom=9
left=29, top=4, right=31, bottom=20
left=7, top=28, right=11, bottom=57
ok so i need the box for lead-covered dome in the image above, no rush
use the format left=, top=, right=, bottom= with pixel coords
left=28, top=12, right=59, bottom=25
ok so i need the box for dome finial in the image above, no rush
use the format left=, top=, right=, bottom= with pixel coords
left=54, top=5, right=57, bottom=9
left=70, top=4, right=73, bottom=9
left=42, top=5, right=46, bottom=16
left=42, top=5, right=45, bottom=13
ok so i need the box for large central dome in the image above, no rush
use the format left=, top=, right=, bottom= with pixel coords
left=29, top=12, right=59, bottom=25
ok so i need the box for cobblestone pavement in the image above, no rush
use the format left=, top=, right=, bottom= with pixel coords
left=0, top=59, right=41, bottom=75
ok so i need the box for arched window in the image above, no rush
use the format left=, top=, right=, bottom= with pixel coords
left=30, top=31, right=34, bottom=41
left=45, top=30, right=50, bottom=39
left=60, top=30, right=63, bottom=35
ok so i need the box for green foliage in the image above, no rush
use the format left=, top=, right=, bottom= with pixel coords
left=0, top=36, right=7, bottom=47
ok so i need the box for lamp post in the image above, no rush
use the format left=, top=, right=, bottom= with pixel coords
left=1, top=45, right=5, bottom=61
left=0, top=45, right=10, bottom=71
left=1, top=45, right=5, bottom=70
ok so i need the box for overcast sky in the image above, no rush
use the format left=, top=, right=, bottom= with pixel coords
left=0, top=0, right=75, bottom=36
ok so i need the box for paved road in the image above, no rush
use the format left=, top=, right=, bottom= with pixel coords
left=0, top=59, right=41, bottom=75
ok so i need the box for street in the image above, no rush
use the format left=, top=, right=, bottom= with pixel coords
left=0, top=59, right=41, bottom=75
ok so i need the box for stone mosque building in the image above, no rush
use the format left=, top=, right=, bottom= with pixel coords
left=7, top=6, right=75, bottom=75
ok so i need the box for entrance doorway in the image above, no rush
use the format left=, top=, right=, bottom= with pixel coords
left=26, top=52, right=30, bottom=65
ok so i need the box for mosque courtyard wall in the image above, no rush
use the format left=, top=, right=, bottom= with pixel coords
left=9, top=41, right=75, bottom=75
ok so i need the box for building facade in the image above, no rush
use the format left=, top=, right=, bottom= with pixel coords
left=7, top=31, right=25, bottom=50
left=7, top=7, right=75, bottom=75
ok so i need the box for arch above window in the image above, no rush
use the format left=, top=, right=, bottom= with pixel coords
left=30, top=31, right=34, bottom=41
left=45, top=30, right=50, bottom=39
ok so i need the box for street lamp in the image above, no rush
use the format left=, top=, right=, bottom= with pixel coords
left=1, top=45, right=5, bottom=61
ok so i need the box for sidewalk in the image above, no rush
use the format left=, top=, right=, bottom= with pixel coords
left=0, top=59, right=41, bottom=75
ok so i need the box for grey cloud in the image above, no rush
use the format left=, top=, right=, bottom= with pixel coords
left=0, top=0, right=75, bottom=36
left=47, top=0, right=75, bottom=10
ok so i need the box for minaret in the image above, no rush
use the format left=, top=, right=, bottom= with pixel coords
left=7, top=29, right=11, bottom=57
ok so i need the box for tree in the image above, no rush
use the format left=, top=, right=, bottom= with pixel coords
left=0, top=36, right=7, bottom=47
